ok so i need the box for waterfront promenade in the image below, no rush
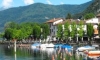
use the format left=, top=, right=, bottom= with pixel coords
left=0, top=40, right=100, bottom=48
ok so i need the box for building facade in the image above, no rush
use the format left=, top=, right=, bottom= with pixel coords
left=47, top=18, right=64, bottom=39
left=47, top=16, right=100, bottom=40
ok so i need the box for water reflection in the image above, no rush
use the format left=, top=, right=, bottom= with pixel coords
left=0, top=44, right=85, bottom=60
left=15, top=53, right=16, bottom=60
left=0, top=44, right=53, bottom=60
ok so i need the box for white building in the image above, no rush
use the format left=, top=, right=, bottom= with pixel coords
left=86, top=18, right=98, bottom=23
left=86, top=17, right=99, bottom=35
left=47, top=17, right=100, bottom=40
left=47, top=18, right=64, bottom=39
left=97, top=14, right=100, bottom=23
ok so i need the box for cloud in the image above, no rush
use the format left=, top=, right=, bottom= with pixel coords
left=46, top=0, right=52, bottom=5
left=60, top=2, right=64, bottom=5
left=23, top=0, right=34, bottom=5
left=2, top=0, right=13, bottom=9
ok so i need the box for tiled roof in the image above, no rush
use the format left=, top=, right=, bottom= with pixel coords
left=47, top=18, right=63, bottom=23
left=47, top=18, right=99, bottom=25
left=54, top=19, right=86, bottom=25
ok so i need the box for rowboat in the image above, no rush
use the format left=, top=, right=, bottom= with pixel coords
left=88, top=50, right=100, bottom=58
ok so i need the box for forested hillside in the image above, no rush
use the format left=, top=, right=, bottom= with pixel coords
left=74, top=0, right=100, bottom=19
left=0, top=1, right=93, bottom=31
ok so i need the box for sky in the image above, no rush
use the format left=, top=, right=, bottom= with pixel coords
left=0, top=0, right=92, bottom=9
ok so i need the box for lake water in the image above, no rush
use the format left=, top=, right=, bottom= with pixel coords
left=0, top=44, right=85, bottom=60
left=0, top=44, right=54, bottom=60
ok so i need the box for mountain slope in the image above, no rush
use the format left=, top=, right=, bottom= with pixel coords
left=74, top=0, right=100, bottom=19
left=0, top=1, right=93, bottom=31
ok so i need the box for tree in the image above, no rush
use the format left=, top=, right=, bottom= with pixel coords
left=11, top=29, right=21, bottom=39
left=19, top=22, right=33, bottom=39
left=84, top=13, right=95, bottom=20
left=57, top=24, right=63, bottom=41
left=4, top=28, right=22, bottom=40
left=77, top=21, right=84, bottom=41
left=66, top=13, right=72, bottom=19
left=41, top=23, right=50, bottom=39
left=98, top=23, right=100, bottom=37
left=4, top=28, right=22, bottom=53
left=32, top=24, right=41, bottom=40
left=20, top=22, right=33, bottom=35
left=70, top=22, right=77, bottom=41
left=4, top=22, right=19, bottom=29
left=19, top=28, right=28, bottom=40
left=63, top=22, right=70, bottom=42
left=4, top=22, right=33, bottom=41
left=4, top=28, right=13, bottom=40
left=0, top=32, right=4, bottom=38
left=87, top=23, right=94, bottom=41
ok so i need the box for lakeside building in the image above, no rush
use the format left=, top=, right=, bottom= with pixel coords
left=86, top=17, right=99, bottom=39
left=46, top=18, right=64, bottom=41
left=46, top=16, right=100, bottom=41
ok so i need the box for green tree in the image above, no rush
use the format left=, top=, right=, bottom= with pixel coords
left=32, top=24, right=41, bottom=40
left=77, top=21, right=84, bottom=41
left=4, top=28, right=22, bottom=40
left=63, top=22, right=70, bottom=42
left=84, top=13, right=95, bottom=19
left=19, top=28, right=28, bottom=40
left=70, top=22, right=77, bottom=41
left=4, top=22, right=19, bottom=29
left=41, top=23, right=50, bottom=39
left=4, top=28, right=13, bottom=40
left=19, top=22, right=33, bottom=39
left=0, top=32, right=4, bottom=38
left=20, top=22, right=33, bottom=34
left=57, top=24, right=63, bottom=41
left=98, top=23, right=100, bottom=37
left=4, top=22, right=33, bottom=41
left=87, top=23, right=94, bottom=41
left=66, top=13, right=72, bottom=19
left=11, top=29, right=21, bottom=39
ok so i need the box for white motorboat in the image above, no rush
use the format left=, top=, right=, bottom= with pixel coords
left=76, top=46, right=95, bottom=52
left=40, top=43, right=54, bottom=49
left=46, top=43, right=54, bottom=48
left=31, top=43, right=41, bottom=49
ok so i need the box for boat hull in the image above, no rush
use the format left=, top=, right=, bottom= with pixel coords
left=88, top=51, right=100, bottom=58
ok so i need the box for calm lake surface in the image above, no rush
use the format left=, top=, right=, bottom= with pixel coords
left=0, top=44, right=85, bottom=60
left=0, top=44, right=54, bottom=60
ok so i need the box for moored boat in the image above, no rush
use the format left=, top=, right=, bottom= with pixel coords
left=54, top=43, right=63, bottom=48
left=40, top=43, right=54, bottom=49
left=76, top=46, right=95, bottom=52
left=61, top=44, right=73, bottom=51
left=31, top=43, right=41, bottom=49
left=88, top=50, right=100, bottom=58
